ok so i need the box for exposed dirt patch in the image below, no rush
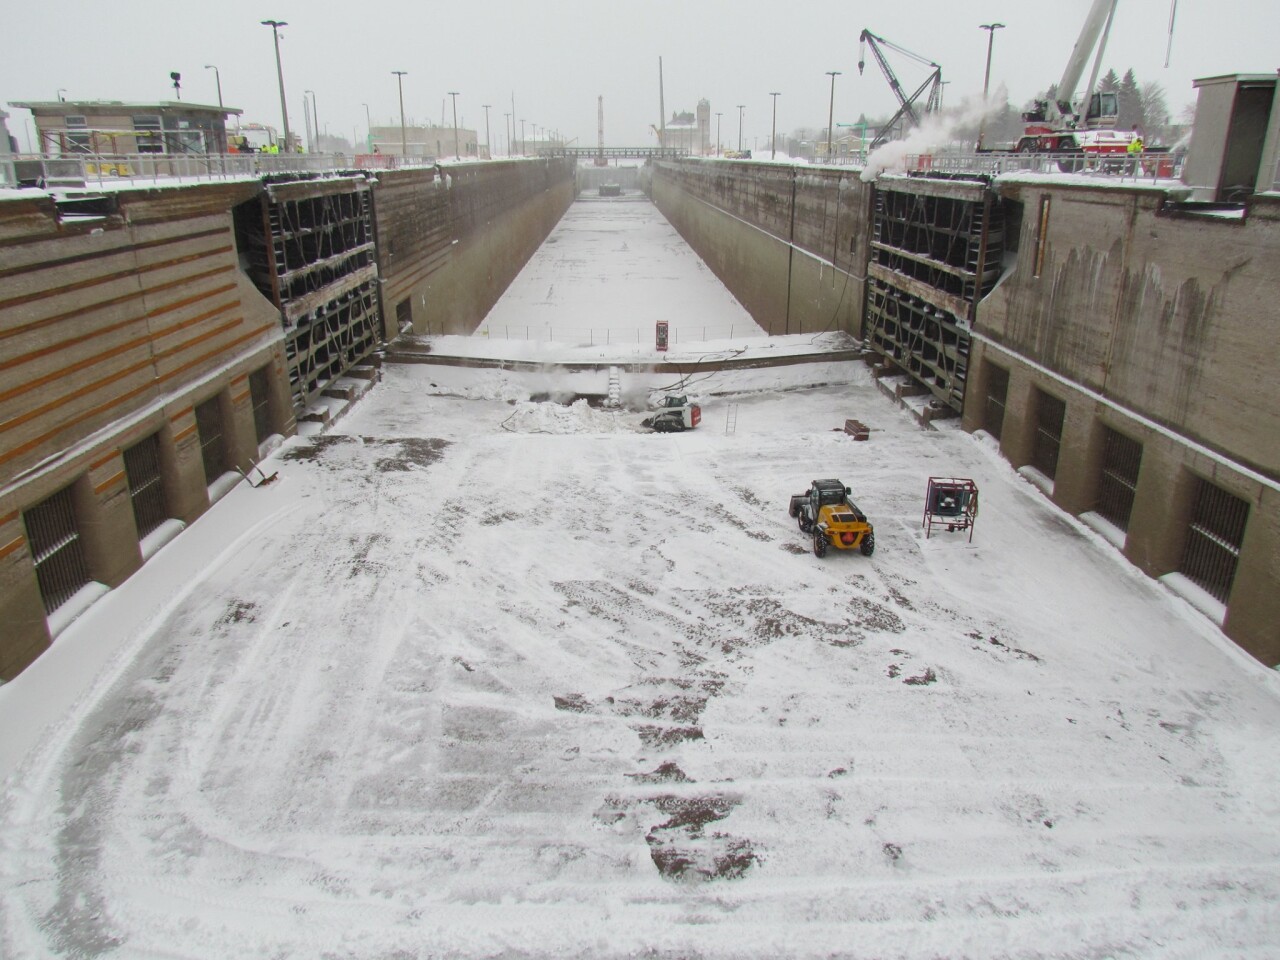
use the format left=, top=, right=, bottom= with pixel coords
left=281, top=436, right=451, bottom=471
left=628, top=761, right=692, bottom=784
left=903, top=668, right=938, bottom=686
left=644, top=794, right=758, bottom=881
left=217, top=600, right=258, bottom=625
left=635, top=724, right=704, bottom=748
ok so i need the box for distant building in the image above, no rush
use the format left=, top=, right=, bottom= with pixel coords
left=658, top=99, right=711, bottom=155
left=369, top=124, right=478, bottom=159
left=8, top=100, right=242, bottom=155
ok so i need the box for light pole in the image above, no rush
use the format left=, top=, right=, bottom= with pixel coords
left=362, top=103, right=372, bottom=151
left=520, top=119, right=526, bottom=156
left=715, top=112, right=722, bottom=156
left=304, top=89, right=316, bottom=151
left=204, top=65, right=223, bottom=109
left=448, top=91, right=460, bottom=159
left=769, top=92, right=780, bottom=160
left=481, top=104, right=491, bottom=159
left=392, top=71, right=408, bottom=158
left=977, top=22, right=1005, bottom=151
left=825, top=71, right=841, bottom=161
left=736, top=104, right=745, bottom=153
left=504, top=112, right=511, bottom=157
left=260, top=20, right=291, bottom=152
left=309, top=89, right=319, bottom=151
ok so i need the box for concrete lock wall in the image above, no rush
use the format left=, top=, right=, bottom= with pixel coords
left=0, top=160, right=575, bottom=679
left=965, top=182, right=1280, bottom=664
left=650, top=160, right=871, bottom=338
left=375, top=159, right=574, bottom=336
left=0, top=185, right=288, bottom=679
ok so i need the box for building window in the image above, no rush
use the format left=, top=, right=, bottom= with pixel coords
left=123, top=434, right=169, bottom=540
left=195, top=397, right=228, bottom=485
left=1031, top=389, right=1066, bottom=480
left=1180, top=478, right=1249, bottom=604
left=62, top=115, right=91, bottom=154
left=132, top=115, right=164, bottom=154
left=983, top=362, right=1009, bottom=440
left=23, top=484, right=91, bottom=615
left=1095, top=427, right=1143, bottom=531
left=249, top=367, right=274, bottom=444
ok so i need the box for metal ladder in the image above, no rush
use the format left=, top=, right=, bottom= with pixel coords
left=724, top=403, right=739, bottom=435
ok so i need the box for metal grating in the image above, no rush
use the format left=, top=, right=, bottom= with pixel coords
left=123, top=434, right=168, bottom=540
left=1096, top=427, right=1143, bottom=531
left=195, top=397, right=227, bottom=486
left=1180, top=478, right=1249, bottom=604
left=249, top=366, right=272, bottom=444
left=984, top=363, right=1009, bottom=440
left=24, top=485, right=91, bottom=614
left=1031, top=391, right=1066, bottom=480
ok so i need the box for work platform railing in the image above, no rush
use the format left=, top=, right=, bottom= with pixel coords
left=2, top=147, right=1186, bottom=191
left=1, top=151, right=544, bottom=188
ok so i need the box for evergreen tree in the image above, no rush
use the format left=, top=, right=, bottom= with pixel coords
left=1099, top=69, right=1120, bottom=93
left=1117, top=69, right=1145, bottom=133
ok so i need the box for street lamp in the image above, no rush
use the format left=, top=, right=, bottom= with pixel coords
left=769, top=92, right=780, bottom=160
left=448, top=91, right=460, bottom=160
left=205, top=65, right=223, bottom=109
left=260, top=20, right=291, bottom=152
left=392, top=70, right=408, bottom=158
left=481, top=104, right=491, bottom=159
left=825, top=71, right=841, bottom=161
left=977, top=22, right=1005, bottom=151
left=715, top=111, right=722, bottom=156
left=309, top=89, right=319, bottom=151
left=736, top=104, right=745, bottom=153
left=304, top=89, right=316, bottom=151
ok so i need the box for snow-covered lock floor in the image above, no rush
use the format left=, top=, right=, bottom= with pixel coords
left=1, top=199, right=1279, bottom=959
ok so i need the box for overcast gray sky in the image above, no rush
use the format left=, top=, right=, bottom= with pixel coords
left=3, top=0, right=1276, bottom=152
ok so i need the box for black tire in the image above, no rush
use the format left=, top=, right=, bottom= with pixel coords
left=812, top=531, right=827, bottom=557
left=860, top=532, right=876, bottom=557
left=798, top=513, right=812, bottom=533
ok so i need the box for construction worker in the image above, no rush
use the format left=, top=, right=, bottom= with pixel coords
left=1127, top=134, right=1144, bottom=156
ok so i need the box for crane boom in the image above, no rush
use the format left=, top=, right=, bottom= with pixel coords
left=857, top=28, right=942, bottom=149
left=1052, top=0, right=1119, bottom=125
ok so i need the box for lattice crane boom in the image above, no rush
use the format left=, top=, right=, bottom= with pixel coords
left=857, top=28, right=943, bottom=150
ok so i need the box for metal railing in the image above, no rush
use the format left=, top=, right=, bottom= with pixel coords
left=3, top=147, right=1187, bottom=190
left=2, top=151, right=453, bottom=188
left=470, top=322, right=755, bottom=345
left=900, top=150, right=1183, bottom=182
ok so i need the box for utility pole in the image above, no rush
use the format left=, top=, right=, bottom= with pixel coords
left=392, top=70, right=408, bottom=158
left=736, top=104, right=745, bottom=153
left=769, top=92, right=780, bottom=160
left=482, top=104, right=491, bottom=158
left=260, top=21, right=291, bottom=152
left=503, top=112, right=511, bottom=157
left=310, top=90, right=319, bottom=151
left=825, top=71, right=841, bottom=161
left=448, top=91, right=460, bottom=159
left=204, top=65, right=223, bottom=109
left=977, top=23, right=1005, bottom=151
left=715, top=112, right=722, bottom=156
